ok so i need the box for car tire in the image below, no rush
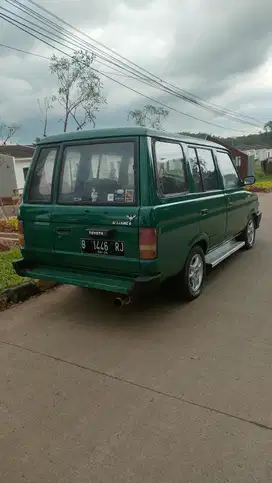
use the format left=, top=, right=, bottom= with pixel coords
left=239, top=216, right=256, bottom=250
left=179, top=245, right=206, bottom=301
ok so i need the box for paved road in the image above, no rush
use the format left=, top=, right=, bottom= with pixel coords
left=1, top=195, right=272, bottom=483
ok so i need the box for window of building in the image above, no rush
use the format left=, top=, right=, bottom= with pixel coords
left=216, top=151, right=239, bottom=189
left=28, top=147, right=57, bottom=202
left=23, top=167, right=29, bottom=181
left=235, top=156, right=241, bottom=167
left=154, top=141, right=188, bottom=195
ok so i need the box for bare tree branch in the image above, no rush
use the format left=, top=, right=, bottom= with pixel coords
left=0, top=122, right=21, bottom=146
left=50, top=50, right=106, bottom=132
left=128, top=104, right=169, bottom=130
left=37, top=96, right=55, bottom=137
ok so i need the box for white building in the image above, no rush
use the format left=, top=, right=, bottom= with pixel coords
left=237, top=145, right=272, bottom=162
left=0, top=145, right=35, bottom=201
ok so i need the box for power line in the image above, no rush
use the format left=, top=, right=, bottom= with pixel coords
left=0, top=42, right=49, bottom=59
left=0, top=8, right=146, bottom=81
left=23, top=0, right=265, bottom=128
left=4, top=0, right=264, bottom=128
left=0, top=42, right=150, bottom=79
left=0, top=6, right=255, bottom=133
left=2, top=0, right=261, bottom=128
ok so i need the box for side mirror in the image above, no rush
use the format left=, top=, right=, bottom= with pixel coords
left=243, top=175, right=255, bottom=186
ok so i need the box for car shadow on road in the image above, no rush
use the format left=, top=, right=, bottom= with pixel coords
left=65, top=249, right=249, bottom=332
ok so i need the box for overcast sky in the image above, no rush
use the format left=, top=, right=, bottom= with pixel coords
left=1, top=0, right=272, bottom=144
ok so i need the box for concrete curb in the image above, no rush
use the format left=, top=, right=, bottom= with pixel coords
left=0, top=280, right=58, bottom=312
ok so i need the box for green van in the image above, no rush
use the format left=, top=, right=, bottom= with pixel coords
left=13, top=127, right=261, bottom=305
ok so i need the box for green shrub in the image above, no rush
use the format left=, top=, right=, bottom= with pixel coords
left=0, top=217, right=18, bottom=233
left=0, top=249, right=26, bottom=291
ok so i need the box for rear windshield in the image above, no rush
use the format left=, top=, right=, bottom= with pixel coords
left=58, top=141, right=136, bottom=205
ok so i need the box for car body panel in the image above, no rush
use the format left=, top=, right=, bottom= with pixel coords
left=14, top=127, right=261, bottom=296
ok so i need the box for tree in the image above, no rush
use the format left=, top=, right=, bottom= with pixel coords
left=0, top=122, right=20, bottom=145
left=50, top=50, right=106, bottom=132
left=37, top=96, right=56, bottom=137
left=264, top=121, right=272, bottom=133
left=128, top=104, right=169, bottom=129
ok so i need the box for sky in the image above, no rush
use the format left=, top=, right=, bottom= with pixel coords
left=1, top=0, right=272, bottom=144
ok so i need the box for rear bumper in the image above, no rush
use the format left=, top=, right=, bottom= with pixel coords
left=12, top=259, right=161, bottom=296
left=255, top=211, right=262, bottom=229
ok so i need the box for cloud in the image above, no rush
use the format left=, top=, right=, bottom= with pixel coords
left=1, top=0, right=272, bottom=143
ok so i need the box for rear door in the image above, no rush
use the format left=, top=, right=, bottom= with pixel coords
left=21, top=145, right=58, bottom=265
left=52, top=138, right=141, bottom=275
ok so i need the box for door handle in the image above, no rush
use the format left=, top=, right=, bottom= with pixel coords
left=228, top=200, right=234, bottom=207
left=56, top=227, right=71, bottom=233
left=201, top=209, right=208, bottom=216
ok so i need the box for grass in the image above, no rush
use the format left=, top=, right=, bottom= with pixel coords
left=254, top=174, right=272, bottom=190
left=0, top=248, right=26, bottom=292
left=255, top=172, right=272, bottom=183
left=249, top=167, right=272, bottom=191
left=255, top=162, right=272, bottom=183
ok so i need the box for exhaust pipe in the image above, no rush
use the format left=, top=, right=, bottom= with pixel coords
left=114, top=295, right=132, bottom=307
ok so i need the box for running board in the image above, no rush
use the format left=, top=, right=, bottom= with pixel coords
left=205, top=240, right=245, bottom=268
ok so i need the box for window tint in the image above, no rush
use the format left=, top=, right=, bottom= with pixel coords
left=28, top=147, right=57, bottom=202
left=58, top=142, right=135, bottom=204
left=216, top=151, right=239, bottom=189
left=188, top=147, right=203, bottom=192
left=155, top=141, right=188, bottom=195
left=196, top=148, right=218, bottom=191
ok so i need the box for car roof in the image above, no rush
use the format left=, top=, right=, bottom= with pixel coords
left=37, top=126, right=225, bottom=150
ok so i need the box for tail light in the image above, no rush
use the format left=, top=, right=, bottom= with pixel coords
left=139, top=228, right=157, bottom=260
left=18, top=220, right=25, bottom=248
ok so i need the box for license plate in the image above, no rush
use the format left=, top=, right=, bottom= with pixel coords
left=81, top=239, right=124, bottom=256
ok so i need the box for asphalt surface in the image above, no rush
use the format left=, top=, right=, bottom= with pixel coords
left=1, top=194, right=272, bottom=483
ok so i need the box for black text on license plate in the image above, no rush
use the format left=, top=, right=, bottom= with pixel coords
left=81, top=239, right=124, bottom=256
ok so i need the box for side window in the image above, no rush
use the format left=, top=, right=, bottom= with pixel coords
left=188, top=147, right=203, bottom=192
left=28, top=147, right=57, bottom=202
left=154, top=141, right=188, bottom=195
left=216, top=151, right=240, bottom=189
left=196, top=148, right=218, bottom=191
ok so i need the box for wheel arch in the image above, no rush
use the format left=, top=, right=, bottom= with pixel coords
left=189, top=233, right=209, bottom=255
left=251, top=211, right=258, bottom=228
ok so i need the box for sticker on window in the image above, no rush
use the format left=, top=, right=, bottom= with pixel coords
left=107, top=193, right=114, bottom=202
left=114, top=189, right=125, bottom=202
left=125, top=189, right=134, bottom=202
left=91, top=188, right=98, bottom=202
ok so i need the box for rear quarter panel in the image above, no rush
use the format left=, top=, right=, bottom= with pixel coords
left=140, top=197, right=209, bottom=280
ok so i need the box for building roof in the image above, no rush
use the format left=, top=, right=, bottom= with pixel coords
left=236, top=144, right=272, bottom=151
left=38, top=126, right=226, bottom=150
left=0, top=144, right=35, bottom=158
left=205, top=135, right=247, bottom=156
